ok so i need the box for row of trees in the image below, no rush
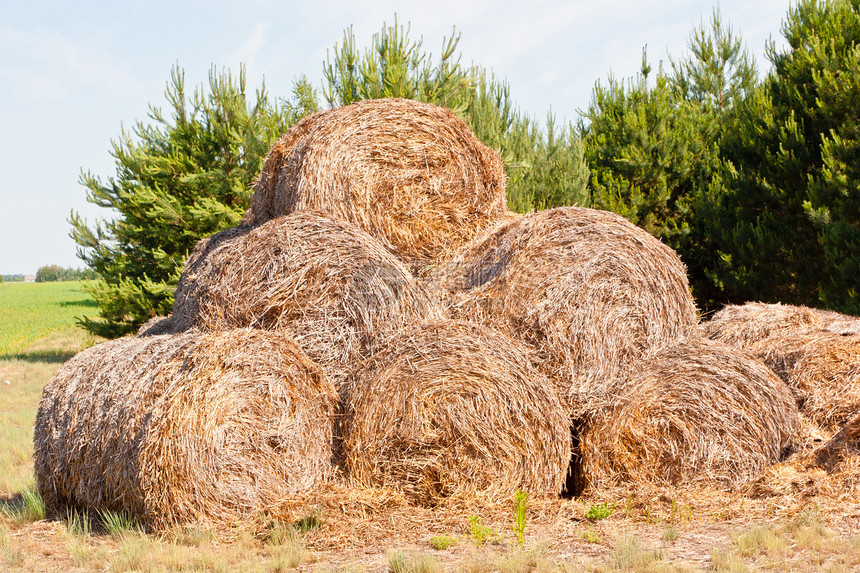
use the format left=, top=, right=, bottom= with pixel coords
left=34, top=265, right=97, bottom=282
left=71, top=0, right=860, bottom=336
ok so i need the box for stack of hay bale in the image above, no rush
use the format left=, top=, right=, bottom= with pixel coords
left=34, top=98, right=855, bottom=530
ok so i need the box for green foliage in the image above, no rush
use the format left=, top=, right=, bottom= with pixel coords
left=294, top=512, right=324, bottom=535
left=99, top=509, right=140, bottom=539
left=511, top=490, right=529, bottom=547
left=428, top=535, right=456, bottom=550
left=585, top=502, right=615, bottom=521
left=2, top=275, right=24, bottom=283
left=582, top=50, right=713, bottom=247
left=65, top=508, right=92, bottom=538
left=71, top=65, right=298, bottom=337
left=712, top=0, right=860, bottom=312
left=468, top=515, right=499, bottom=545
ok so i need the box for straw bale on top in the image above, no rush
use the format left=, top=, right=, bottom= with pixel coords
left=33, top=329, right=337, bottom=530
left=171, top=210, right=439, bottom=385
left=577, top=337, right=798, bottom=492
left=751, top=330, right=860, bottom=431
left=342, top=320, right=570, bottom=506
left=439, top=206, right=698, bottom=414
left=243, top=98, right=508, bottom=268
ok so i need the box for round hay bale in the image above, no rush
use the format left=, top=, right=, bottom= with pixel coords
left=33, top=329, right=338, bottom=530
left=439, top=206, right=698, bottom=414
left=244, top=98, right=508, bottom=268
left=577, top=338, right=799, bottom=491
left=342, top=320, right=570, bottom=505
left=172, top=210, right=439, bottom=384
left=752, top=330, right=860, bottom=430
left=703, top=302, right=823, bottom=349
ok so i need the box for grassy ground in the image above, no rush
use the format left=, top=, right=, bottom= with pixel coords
left=1, top=284, right=859, bottom=571
left=0, top=281, right=98, bottom=358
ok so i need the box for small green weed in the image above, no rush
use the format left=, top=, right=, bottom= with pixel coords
left=468, top=515, right=499, bottom=545
left=512, top=489, right=529, bottom=546
left=295, top=512, right=324, bottom=534
left=99, top=509, right=140, bottom=538
left=581, top=529, right=601, bottom=544
left=65, top=507, right=91, bottom=537
left=585, top=502, right=614, bottom=521
left=4, top=486, right=46, bottom=525
left=429, top=534, right=456, bottom=550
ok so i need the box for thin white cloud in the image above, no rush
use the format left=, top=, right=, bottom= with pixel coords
left=225, top=22, right=269, bottom=70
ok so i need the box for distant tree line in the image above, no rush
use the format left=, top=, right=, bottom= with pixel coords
left=35, top=265, right=98, bottom=282
left=2, top=275, right=24, bottom=283
left=72, top=0, right=860, bottom=337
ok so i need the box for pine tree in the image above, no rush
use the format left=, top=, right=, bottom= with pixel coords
left=70, top=66, right=311, bottom=336
left=581, top=11, right=760, bottom=311
left=715, top=0, right=860, bottom=312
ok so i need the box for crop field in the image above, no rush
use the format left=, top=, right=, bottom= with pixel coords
left=0, top=281, right=98, bottom=358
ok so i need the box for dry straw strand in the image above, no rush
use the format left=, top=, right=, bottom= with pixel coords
left=577, top=337, right=799, bottom=492
left=171, top=210, right=440, bottom=386
left=34, top=329, right=338, bottom=530
left=746, top=413, right=860, bottom=499
left=341, top=320, right=570, bottom=506
left=244, top=98, right=508, bottom=269
left=437, top=206, right=698, bottom=414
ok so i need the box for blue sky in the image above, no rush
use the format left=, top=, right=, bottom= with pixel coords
left=0, top=0, right=792, bottom=275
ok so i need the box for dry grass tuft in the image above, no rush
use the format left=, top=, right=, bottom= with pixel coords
left=341, top=320, right=570, bottom=506
left=437, top=206, right=698, bottom=415
left=170, top=210, right=439, bottom=385
left=577, top=337, right=799, bottom=491
left=33, top=329, right=338, bottom=530
left=244, top=98, right=508, bottom=269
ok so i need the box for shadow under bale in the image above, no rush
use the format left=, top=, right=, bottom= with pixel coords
left=438, top=206, right=698, bottom=415
left=33, top=329, right=338, bottom=530
left=576, top=337, right=799, bottom=492
left=341, top=320, right=570, bottom=506
left=243, top=98, right=508, bottom=269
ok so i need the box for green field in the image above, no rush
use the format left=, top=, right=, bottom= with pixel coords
left=0, top=281, right=98, bottom=358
